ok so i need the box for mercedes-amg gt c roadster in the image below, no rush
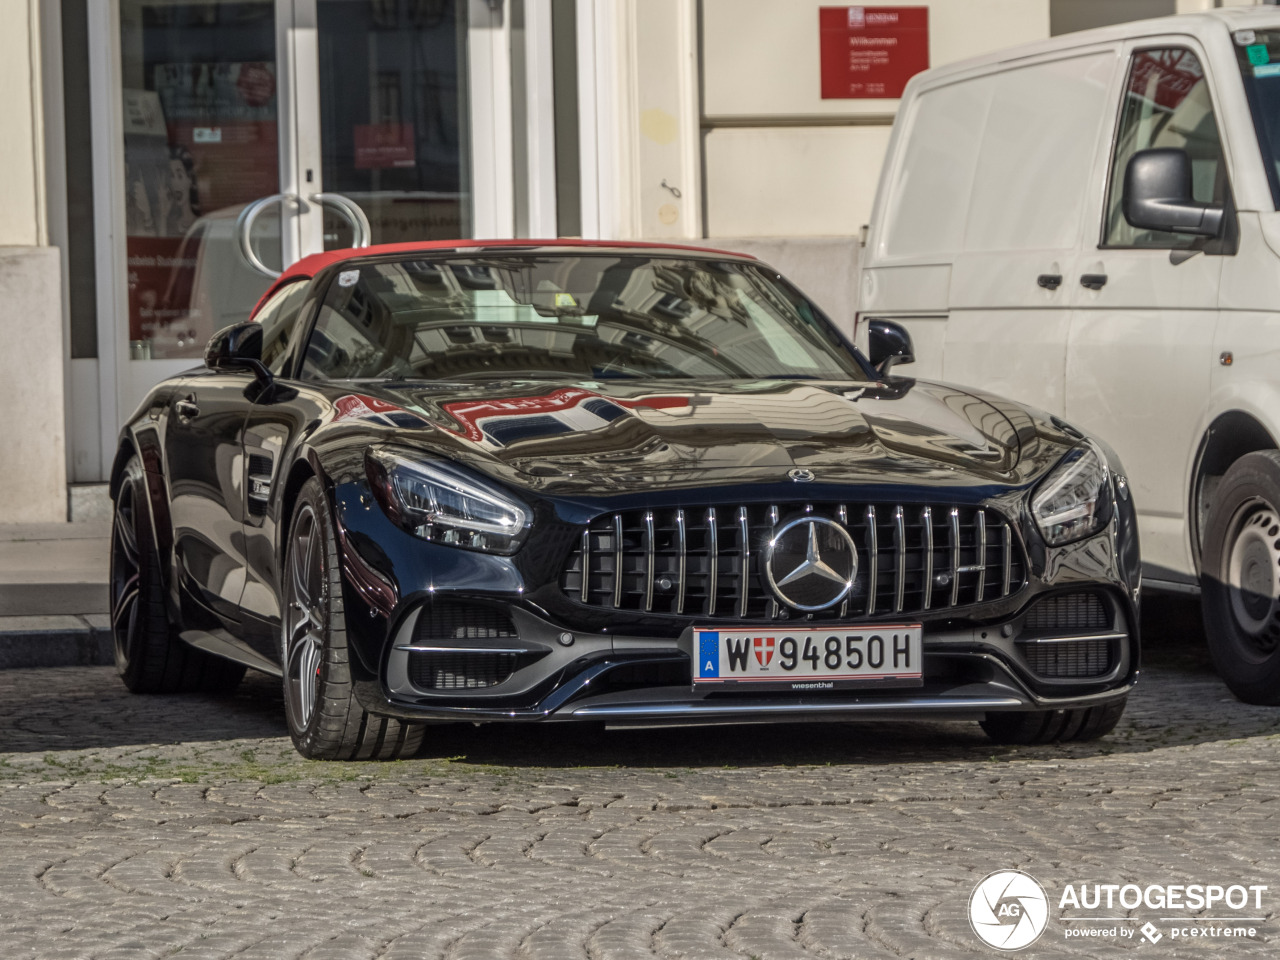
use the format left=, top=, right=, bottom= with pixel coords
left=110, top=240, right=1140, bottom=759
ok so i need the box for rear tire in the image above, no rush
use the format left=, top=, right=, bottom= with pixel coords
left=980, top=697, right=1127, bottom=745
left=1200, top=450, right=1280, bottom=704
left=281, top=477, right=424, bottom=760
left=111, top=455, right=245, bottom=694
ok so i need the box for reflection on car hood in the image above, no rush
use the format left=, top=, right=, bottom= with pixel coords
left=330, top=377, right=1031, bottom=495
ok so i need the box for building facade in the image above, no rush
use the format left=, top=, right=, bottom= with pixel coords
left=0, top=0, right=1257, bottom=521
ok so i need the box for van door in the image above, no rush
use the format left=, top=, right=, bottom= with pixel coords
left=1065, top=43, right=1229, bottom=579
left=943, top=51, right=1118, bottom=417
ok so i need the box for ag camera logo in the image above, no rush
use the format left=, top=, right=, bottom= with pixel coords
left=969, top=870, right=1049, bottom=951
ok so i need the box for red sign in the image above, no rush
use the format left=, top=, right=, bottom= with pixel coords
left=820, top=6, right=929, bottom=99
left=354, top=124, right=416, bottom=170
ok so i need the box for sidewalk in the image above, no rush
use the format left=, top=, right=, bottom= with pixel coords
left=0, top=521, right=111, bottom=667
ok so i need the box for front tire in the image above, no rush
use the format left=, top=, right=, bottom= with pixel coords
left=281, top=477, right=424, bottom=760
left=111, top=455, right=245, bottom=694
left=980, top=697, right=1127, bottom=745
left=1200, top=450, right=1280, bottom=704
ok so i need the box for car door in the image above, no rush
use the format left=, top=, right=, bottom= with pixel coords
left=163, top=366, right=257, bottom=624
left=1066, top=42, right=1230, bottom=578
left=942, top=49, right=1118, bottom=417
left=239, top=279, right=323, bottom=655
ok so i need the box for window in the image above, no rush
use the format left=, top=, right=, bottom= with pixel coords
left=255, top=281, right=310, bottom=376
left=1105, top=47, right=1228, bottom=248
left=299, top=256, right=869, bottom=383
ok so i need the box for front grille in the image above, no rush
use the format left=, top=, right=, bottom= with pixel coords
left=1023, top=592, right=1109, bottom=632
left=1021, top=637, right=1112, bottom=678
left=561, top=503, right=1026, bottom=620
left=408, top=651, right=518, bottom=689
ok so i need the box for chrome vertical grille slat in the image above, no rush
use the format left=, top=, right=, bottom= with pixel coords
left=975, top=511, right=987, bottom=603
left=949, top=507, right=961, bottom=608
left=613, top=514, right=623, bottom=608
left=563, top=502, right=1027, bottom=620
left=921, top=506, right=933, bottom=610
left=706, top=507, right=718, bottom=616
left=893, top=506, right=906, bottom=614
left=675, top=509, right=687, bottom=615
left=864, top=505, right=878, bottom=617
left=1002, top=523, right=1012, bottom=597
left=644, top=511, right=655, bottom=612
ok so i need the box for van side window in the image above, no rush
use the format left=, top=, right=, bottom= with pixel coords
left=254, top=280, right=310, bottom=376
left=1105, top=48, right=1227, bottom=248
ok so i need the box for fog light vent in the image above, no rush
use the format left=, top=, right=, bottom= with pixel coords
left=1021, top=637, right=1112, bottom=679
left=416, top=600, right=516, bottom=642
left=1023, top=593, right=1109, bottom=632
left=408, top=651, right=518, bottom=690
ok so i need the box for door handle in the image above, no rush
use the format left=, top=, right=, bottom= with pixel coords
left=234, top=193, right=298, bottom=279
left=174, top=397, right=200, bottom=421
left=1037, top=274, right=1063, bottom=290
left=310, top=193, right=372, bottom=248
left=1080, top=273, right=1108, bottom=290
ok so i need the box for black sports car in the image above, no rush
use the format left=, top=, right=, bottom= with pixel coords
left=110, top=240, right=1141, bottom=759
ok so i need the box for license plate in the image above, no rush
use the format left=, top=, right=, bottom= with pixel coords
left=693, top=625, right=923, bottom=688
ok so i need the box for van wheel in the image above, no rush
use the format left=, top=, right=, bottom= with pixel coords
left=1200, top=451, right=1280, bottom=704
left=281, top=477, right=424, bottom=760
left=112, top=455, right=245, bottom=694
left=980, top=698, right=1127, bottom=744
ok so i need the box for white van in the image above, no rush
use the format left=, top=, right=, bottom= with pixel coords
left=857, top=7, right=1280, bottom=703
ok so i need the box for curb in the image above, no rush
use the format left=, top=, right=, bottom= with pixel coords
left=0, top=615, right=114, bottom=669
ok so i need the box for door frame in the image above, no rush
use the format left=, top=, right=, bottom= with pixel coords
left=82, top=0, right=517, bottom=481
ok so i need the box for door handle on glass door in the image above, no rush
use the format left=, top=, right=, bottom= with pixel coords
left=1037, top=274, right=1062, bottom=290
left=1080, top=274, right=1108, bottom=290
left=174, top=398, right=200, bottom=421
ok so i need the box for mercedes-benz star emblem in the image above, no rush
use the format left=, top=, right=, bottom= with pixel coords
left=787, top=468, right=815, bottom=482
left=764, top=517, right=857, bottom=611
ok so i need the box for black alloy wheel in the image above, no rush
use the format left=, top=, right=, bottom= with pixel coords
left=1201, top=450, right=1280, bottom=704
left=281, top=477, right=424, bottom=760
left=111, top=454, right=244, bottom=694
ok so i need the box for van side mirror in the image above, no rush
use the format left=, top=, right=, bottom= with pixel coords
left=205, top=321, right=271, bottom=384
left=1123, top=148, right=1223, bottom=237
left=867, top=319, right=915, bottom=375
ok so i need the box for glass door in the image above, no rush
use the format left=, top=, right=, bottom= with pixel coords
left=111, top=0, right=473, bottom=428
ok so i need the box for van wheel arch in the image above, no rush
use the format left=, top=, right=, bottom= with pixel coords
left=1192, top=412, right=1277, bottom=569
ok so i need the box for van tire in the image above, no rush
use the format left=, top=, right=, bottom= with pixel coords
left=980, top=697, right=1127, bottom=745
left=1200, top=450, right=1280, bottom=704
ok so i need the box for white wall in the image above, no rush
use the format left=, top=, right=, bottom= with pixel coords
left=700, top=0, right=1052, bottom=238
left=0, top=0, right=66, bottom=522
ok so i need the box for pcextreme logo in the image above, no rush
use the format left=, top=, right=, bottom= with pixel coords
left=968, top=870, right=1050, bottom=951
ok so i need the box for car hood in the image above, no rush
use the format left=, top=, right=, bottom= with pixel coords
left=327, top=377, right=1039, bottom=497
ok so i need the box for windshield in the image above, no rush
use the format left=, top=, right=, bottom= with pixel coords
left=298, top=254, right=869, bottom=383
left=1236, top=28, right=1280, bottom=206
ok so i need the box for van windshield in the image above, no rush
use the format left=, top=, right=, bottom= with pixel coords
left=1236, top=29, right=1280, bottom=207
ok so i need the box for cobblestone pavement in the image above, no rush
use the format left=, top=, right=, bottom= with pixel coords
left=1, top=622, right=1278, bottom=959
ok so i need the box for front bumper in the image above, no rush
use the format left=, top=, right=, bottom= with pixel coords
left=353, top=593, right=1137, bottom=724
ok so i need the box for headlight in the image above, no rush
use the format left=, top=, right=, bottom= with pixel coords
left=365, top=448, right=531, bottom=555
left=1031, top=441, right=1113, bottom=546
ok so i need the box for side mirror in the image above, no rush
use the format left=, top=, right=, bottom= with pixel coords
left=1123, top=148, right=1223, bottom=237
left=867, top=319, right=915, bottom=375
left=205, top=321, right=271, bottom=384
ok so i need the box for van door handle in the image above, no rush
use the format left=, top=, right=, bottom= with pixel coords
left=1037, top=274, right=1062, bottom=290
left=174, top=397, right=200, bottom=421
left=1080, top=273, right=1108, bottom=290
